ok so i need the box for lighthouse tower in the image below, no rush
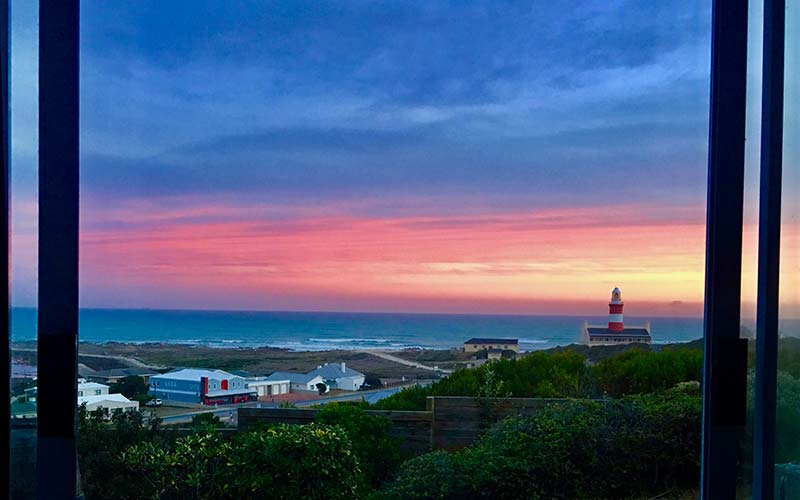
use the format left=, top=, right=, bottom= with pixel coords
left=608, top=287, right=624, bottom=332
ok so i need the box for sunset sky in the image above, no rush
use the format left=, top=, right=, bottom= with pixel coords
left=9, top=0, right=737, bottom=316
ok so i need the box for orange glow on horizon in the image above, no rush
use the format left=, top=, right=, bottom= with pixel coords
left=78, top=203, right=715, bottom=315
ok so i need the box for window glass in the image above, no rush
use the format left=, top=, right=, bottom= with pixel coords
left=776, top=0, right=800, bottom=495
left=9, top=1, right=39, bottom=498
left=741, top=0, right=765, bottom=496
left=77, top=2, right=712, bottom=498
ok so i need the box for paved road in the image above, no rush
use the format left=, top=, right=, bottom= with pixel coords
left=157, top=383, right=427, bottom=424
left=295, top=386, right=411, bottom=406
left=359, top=350, right=453, bottom=374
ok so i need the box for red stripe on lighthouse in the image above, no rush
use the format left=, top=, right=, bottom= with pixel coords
left=608, top=288, right=624, bottom=332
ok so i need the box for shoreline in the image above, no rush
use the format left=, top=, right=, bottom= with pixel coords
left=11, top=338, right=703, bottom=381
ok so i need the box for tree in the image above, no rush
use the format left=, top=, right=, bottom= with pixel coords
left=362, top=375, right=384, bottom=390
left=191, top=412, right=223, bottom=432
left=110, top=375, right=149, bottom=400
left=316, top=382, right=328, bottom=395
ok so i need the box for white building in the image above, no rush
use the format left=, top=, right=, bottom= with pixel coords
left=267, top=362, right=366, bottom=393
left=245, top=377, right=291, bottom=397
left=78, top=393, right=139, bottom=414
left=308, top=362, right=365, bottom=391
left=77, top=381, right=109, bottom=397
left=265, top=372, right=326, bottom=393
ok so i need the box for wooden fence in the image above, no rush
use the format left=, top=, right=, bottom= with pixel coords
left=238, top=396, right=574, bottom=452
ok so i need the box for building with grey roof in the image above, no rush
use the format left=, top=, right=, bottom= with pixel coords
left=149, top=368, right=257, bottom=405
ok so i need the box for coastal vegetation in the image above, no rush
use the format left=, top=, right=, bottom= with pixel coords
left=373, top=346, right=703, bottom=411
left=74, top=341, right=800, bottom=499
left=377, top=390, right=701, bottom=500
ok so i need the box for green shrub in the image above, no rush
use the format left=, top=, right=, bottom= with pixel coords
left=376, top=350, right=591, bottom=411
left=314, top=403, right=403, bottom=491
left=592, top=348, right=702, bottom=397
left=373, top=384, right=432, bottom=411
left=124, top=432, right=232, bottom=499
left=78, top=406, right=171, bottom=499
left=191, top=412, right=223, bottom=432
left=377, top=392, right=701, bottom=500
left=123, top=423, right=361, bottom=500
left=375, top=451, right=470, bottom=500
left=109, top=375, right=149, bottom=400
left=229, top=423, right=360, bottom=500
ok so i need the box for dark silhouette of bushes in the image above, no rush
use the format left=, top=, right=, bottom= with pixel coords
left=377, top=392, right=701, bottom=500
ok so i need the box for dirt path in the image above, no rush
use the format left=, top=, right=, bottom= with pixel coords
left=360, top=350, right=453, bottom=374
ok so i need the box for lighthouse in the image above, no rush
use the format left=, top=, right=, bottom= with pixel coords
left=608, top=287, right=624, bottom=331
left=580, top=287, right=652, bottom=347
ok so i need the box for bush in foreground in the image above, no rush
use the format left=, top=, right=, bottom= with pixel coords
left=123, top=423, right=360, bottom=500
left=314, top=403, right=403, bottom=490
left=377, top=391, right=701, bottom=500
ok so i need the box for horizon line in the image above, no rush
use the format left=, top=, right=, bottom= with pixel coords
left=9, top=304, right=706, bottom=320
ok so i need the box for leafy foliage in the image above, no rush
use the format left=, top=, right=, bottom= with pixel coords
left=314, top=403, right=403, bottom=491
left=376, top=347, right=703, bottom=410
left=377, top=391, right=701, bottom=500
left=123, top=423, right=361, bottom=500
left=191, top=412, right=223, bottom=432
left=591, top=347, right=702, bottom=397
left=109, top=375, right=149, bottom=400
left=78, top=405, right=169, bottom=499
left=372, top=384, right=431, bottom=411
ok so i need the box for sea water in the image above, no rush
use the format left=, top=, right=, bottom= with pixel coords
left=10, top=307, right=703, bottom=351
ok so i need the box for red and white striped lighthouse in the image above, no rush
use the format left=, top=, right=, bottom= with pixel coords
left=608, top=287, right=624, bottom=332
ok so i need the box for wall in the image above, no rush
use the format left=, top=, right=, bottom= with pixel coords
left=149, top=377, right=201, bottom=403
left=238, top=396, right=577, bottom=453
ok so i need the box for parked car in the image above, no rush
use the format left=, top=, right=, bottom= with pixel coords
left=145, top=399, right=162, bottom=407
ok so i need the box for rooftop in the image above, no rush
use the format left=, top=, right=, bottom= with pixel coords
left=464, top=338, right=519, bottom=345
left=308, top=363, right=364, bottom=379
left=151, top=368, right=237, bottom=382
left=586, top=327, right=651, bottom=338
left=265, top=371, right=320, bottom=384
left=78, top=393, right=137, bottom=406
left=77, top=382, right=109, bottom=391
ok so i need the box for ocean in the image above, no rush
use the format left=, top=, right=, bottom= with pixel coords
left=9, top=307, right=704, bottom=351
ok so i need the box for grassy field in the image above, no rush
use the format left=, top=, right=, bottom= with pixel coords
left=11, top=338, right=706, bottom=383
left=11, top=341, right=442, bottom=380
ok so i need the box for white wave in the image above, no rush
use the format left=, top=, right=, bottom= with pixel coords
left=307, top=337, right=394, bottom=344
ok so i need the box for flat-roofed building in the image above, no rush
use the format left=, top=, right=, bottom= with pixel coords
left=463, top=338, right=519, bottom=353
left=245, top=377, right=291, bottom=397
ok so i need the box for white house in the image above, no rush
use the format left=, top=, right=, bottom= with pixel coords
left=78, top=393, right=139, bottom=414
left=265, top=372, right=326, bottom=392
left=245, top=377, right=291, bottom=397
left=266, top=362, right=366, bottom=393
left=77, top=381, right=109, bottom=398
left=308, top=363, right=365, bottom=391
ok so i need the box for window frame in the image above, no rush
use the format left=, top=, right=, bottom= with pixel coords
left=1, top=0, right=787, bottom=497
